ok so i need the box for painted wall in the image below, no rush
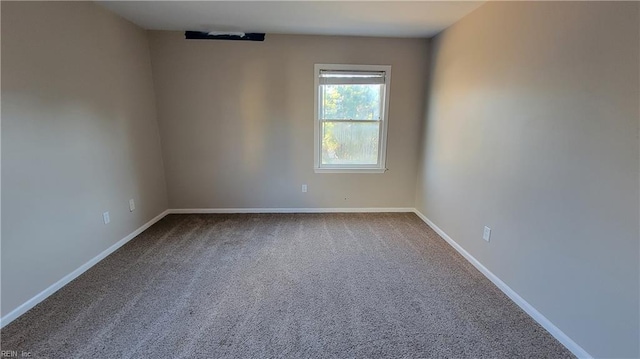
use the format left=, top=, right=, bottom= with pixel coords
left=415, top=2, right=639, bottom=357
left=1, top=2, right=168, bottom=316
left=148, top=32, right=428, bottom=209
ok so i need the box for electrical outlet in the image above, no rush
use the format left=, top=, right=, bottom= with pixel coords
left=301, top=184, right=308, bottom=193
left=483, top=226, right=491, bottom=242
left=103, top=212, right=110, bottom=224
left=129, top=199, right=135, bottom=212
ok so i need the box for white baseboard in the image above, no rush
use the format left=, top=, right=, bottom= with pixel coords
left=0, top=206, right=592, bottom=359
left=0, top=209, right=170, bottom=328
left=169, top=207, right=415, bottom=214
left=412, top=209, right=592, bottom=359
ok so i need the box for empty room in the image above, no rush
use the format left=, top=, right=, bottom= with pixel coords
left=1, top=1, right=638, bottom=358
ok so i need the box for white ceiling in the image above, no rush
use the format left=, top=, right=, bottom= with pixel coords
left=97, top=1, right=485, bottom=38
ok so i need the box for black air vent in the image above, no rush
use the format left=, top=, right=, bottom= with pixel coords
left=185, top=31, right=265, bottom=41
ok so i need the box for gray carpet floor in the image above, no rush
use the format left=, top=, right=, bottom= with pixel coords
left=1, top=213, right=573, bottom=358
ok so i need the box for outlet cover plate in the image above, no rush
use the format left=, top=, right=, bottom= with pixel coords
left=483, top=226, right=491, bottom=242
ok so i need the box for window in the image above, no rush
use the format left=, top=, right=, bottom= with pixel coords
left=314, top=64, right=391, bottom=173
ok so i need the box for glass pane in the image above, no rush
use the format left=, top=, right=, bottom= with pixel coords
left=321, top=84, right=382, bottom=120
left=322, top=121, right=380, bottom=165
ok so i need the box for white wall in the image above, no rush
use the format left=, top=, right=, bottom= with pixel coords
left=1, top=2, right=168, bottom=316
left=415, top=2, right=640, bottom=358
left=148, top=33, right=428, bottom=209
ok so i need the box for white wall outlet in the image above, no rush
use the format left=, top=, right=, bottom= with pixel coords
left=301, top=184, right=308, bottom=193
left=129, top=199, right=135, bottom=212
left=483, top=226, right=491, bottom=242
left=103, top=212, right=110, bottom=224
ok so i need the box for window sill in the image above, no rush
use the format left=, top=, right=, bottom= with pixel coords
left=314, top=168, right=387, bottom=174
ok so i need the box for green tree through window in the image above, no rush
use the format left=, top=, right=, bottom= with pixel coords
left=322, top=84, right=381, bottom=120
left=321, top=84, right=382, bottom=165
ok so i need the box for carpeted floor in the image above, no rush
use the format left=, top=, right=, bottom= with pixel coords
left=1, top=213, right=573, bottom=358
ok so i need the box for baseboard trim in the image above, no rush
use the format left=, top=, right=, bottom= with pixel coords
left=412, top=209, right=592, bottom=359
left=0, top=206, right=593, bottom=359
left=169, top=207, right=415, bottom=214
left=0, top=209, right=170, bottom=328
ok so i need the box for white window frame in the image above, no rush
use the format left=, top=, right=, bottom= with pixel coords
left=314, top=64, right=391, bottom=174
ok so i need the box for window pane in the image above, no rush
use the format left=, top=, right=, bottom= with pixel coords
left=321, top=84, right=382, bottom=120
left=322, top=121, right=379, bottom=165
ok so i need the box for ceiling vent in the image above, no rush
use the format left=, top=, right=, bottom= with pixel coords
left=185, top=31, right=265, bottom=41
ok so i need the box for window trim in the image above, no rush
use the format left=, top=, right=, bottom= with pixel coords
left=313, top=64, right=392, bottom=174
